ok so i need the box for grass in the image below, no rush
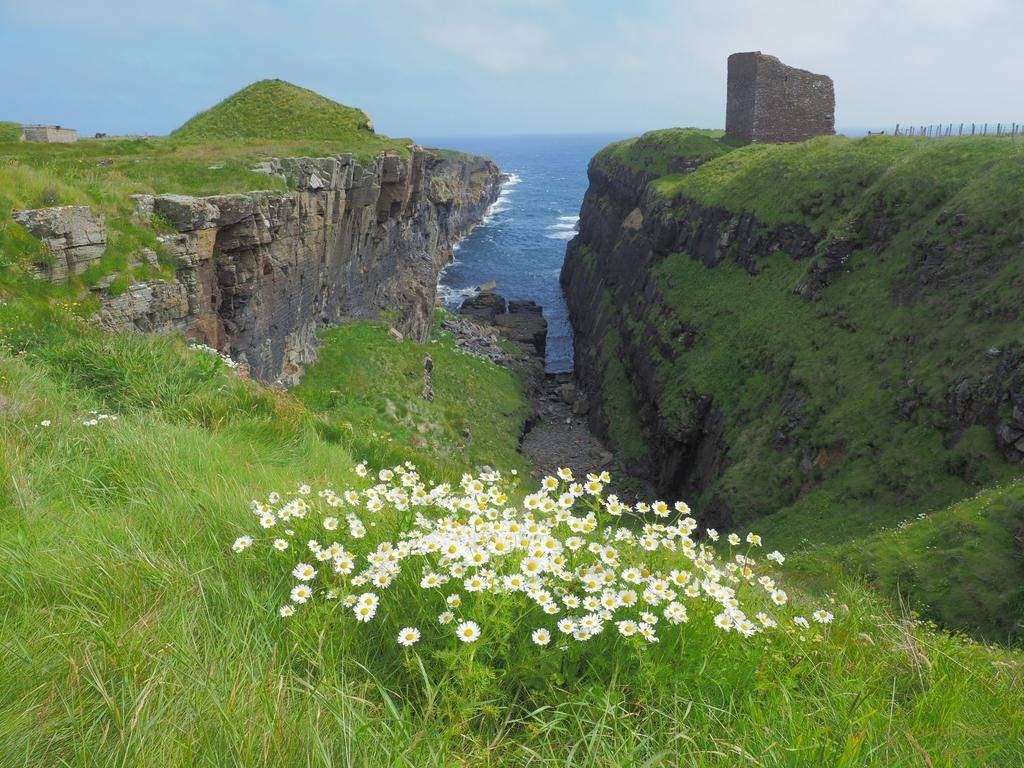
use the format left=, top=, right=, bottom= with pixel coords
left=573, top=131, right=1024, bottom=638
left=292, top=312, right=533, bottom=480
left=791, top=477, right=1024, bottom=642
left=0, top=122, right=21, bottom=142
left=596, top=128, right=740, bottom=177
left=174, top=80, right=372, bottom=143
left=1, top=296, right=1023, bottom=765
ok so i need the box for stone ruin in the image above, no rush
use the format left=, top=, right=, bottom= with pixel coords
left=20, top=124, right=78, bottom=143
left=725, top=52, right=835, bottom=143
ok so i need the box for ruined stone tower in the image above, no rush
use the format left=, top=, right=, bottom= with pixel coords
left=725, top=52, right=835, bottom=143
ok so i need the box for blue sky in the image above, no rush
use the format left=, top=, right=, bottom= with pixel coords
left=2, top=0, right=1023, bottom=139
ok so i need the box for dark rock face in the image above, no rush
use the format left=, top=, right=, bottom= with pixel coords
left=560, top=146, right=823, bottom=520
left=726, top=52, right=835, bottom=144
left=457, top=294, right=548, bottom=360
left=82, top=147, right=501, bottom=385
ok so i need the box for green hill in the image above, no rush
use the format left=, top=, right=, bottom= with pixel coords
left=171, top=79, right=376, bottom=143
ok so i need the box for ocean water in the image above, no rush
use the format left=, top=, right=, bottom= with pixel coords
left=417, top=134, right=629, bottom=373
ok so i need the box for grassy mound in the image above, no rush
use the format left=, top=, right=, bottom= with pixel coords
left=172, top=79, right=374, bottom=143
left=597, top=128, right=740, bottom=176
left=1, top=296, right=1022, bottom=765
left=0, top=121, right=22, bottom=143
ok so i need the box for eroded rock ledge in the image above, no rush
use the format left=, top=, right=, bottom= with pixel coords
left=15, top=148, right=501, bottom=385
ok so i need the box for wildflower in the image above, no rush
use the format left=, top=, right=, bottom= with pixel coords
left=770, top=589, right=788, bottom=606
left=273, top=538, right=289, bottom=551
left=260, top=513, right=276, bottom=528
left=456, top=620, right=480, bottom=643
left=727, top=533, right=741, bottom=546
left=292, top=563, right=317, bottom=581
left=532, top=628, right=552, bottom=646
left=279, top=605, right=295, bottom=617
left=746, top=532, right=762, bottom=546
left=794, top=616, right=810, bottom=629
left=397, top=627, right=421, bottom=646
left=706, top=528, right=719, bottom=541
left=232, top=536, right=253, bottom=553
left=324, top=517, right=339, bottom=531
left=617, top=620, right=638, bottom=637
left=767, top=550, right=785, bottom=564
left=290, top=584, right=313, bottom=604
left=39, top=420, right=51, bottom=427
left=813, top=610, right=834, bottom=624
left=438, top=611, right=455, bottom=625
left=714, top=613, right=733, bottom=631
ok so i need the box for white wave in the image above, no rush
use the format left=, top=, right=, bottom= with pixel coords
left=504, top=172, right=522, bottom=186
left=544, top=230, right=577, bottom=241
left=545, top=222, right=577, bottom=231
left=436, top=281, right=476, bottom=307
left=557, top=215, right=579, bottom=223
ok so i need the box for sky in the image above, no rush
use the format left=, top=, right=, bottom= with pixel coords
left=2, top=0, right=1023, bottom=139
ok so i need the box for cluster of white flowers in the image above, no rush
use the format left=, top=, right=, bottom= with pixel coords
left=188, top=342, right=240, bottom=369
left=232, top=463, right=833, bottom=649
left=38, top=409, right=120, bottom=428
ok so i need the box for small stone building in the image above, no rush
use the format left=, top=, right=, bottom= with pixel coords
left=725, top=52, right=834, bottom=143
left=21, top=124, right=79, bottom=143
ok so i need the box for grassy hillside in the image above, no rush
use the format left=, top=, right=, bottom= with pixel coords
left=569, top=130, right=1024, bottom=638
left=791, top=479, right=1024, bottom=641
left=1, top=294, right=1023, bottom=765
left=170, top=80, right=403, bottom=160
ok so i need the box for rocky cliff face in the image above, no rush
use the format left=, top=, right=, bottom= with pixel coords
left=562, top=137, right=1024, bottom=531
left=19, top=148, right=501, bottom=385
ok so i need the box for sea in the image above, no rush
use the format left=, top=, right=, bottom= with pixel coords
left=416, top=133, right=630, bottom=373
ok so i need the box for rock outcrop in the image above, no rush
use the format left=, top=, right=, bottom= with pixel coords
left=17, top=147, right=501, bottom=385
left=12, top=206, right=106, bottom=282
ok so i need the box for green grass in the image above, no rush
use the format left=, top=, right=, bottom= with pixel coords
left=791, top=477, right=1024, bottom=642
left=0, top=122, right=21, bottom=142
left=596, top=128, right=739, bottom=177
left=293, top=313, right=532, bottom=480
left=1, top=296, right=1023, bottom=765
left=175, top=80, right=371, bottom=143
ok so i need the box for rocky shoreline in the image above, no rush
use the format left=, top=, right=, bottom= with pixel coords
left=448, top=290, right=623, bottom=481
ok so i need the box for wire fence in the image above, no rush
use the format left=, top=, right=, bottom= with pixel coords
left=889, top=122, right=1022, bottom=138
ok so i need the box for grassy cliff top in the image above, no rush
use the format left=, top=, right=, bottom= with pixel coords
left=596, top=128, right=739, bottom=176
left=0, top=81, right=418, bottom=299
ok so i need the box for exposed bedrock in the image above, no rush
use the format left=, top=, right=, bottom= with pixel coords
left=16, top=148, right=501, bottom=385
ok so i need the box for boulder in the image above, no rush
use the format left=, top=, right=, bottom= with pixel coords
left=12, top=205, right=107, bottom=282
left=459, top=292, right=507, bottom=322
left=493, top=311, right=547, bottom=358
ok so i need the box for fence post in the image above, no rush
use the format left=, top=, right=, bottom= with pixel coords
left=971, top=123, right=976, bottom=136
left=997, top=123, right=1002, bottom=136
left=895, top=123, right=900, bottom=136
left=984, top=123, right=988, bottom=135
left=959, top=123, right=964, bottom=136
